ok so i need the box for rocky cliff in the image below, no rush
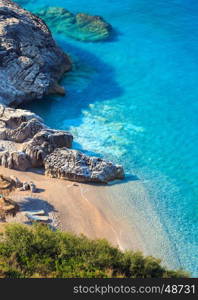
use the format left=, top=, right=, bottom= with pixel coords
left=0, top=0, right=71, bottom=106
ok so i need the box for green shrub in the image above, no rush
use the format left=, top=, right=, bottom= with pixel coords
left=0, top=223, right=189, bottom=278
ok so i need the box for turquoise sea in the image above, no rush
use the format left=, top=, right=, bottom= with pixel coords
left=19, top=0, right=198, bottom=276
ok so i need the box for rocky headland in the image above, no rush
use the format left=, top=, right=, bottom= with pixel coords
left=0, top=0, right=124, bottom=184
left=0, top=0, right=71, bottom=106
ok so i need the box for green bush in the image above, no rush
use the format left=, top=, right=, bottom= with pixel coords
left=0, top=223, right=189, bottom=278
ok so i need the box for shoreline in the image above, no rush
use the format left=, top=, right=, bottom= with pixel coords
left=0, top=166, right=182, bottom=273
left=83, top=179, right=183, bottom=271
left=0, top=166, right=142, bottom=252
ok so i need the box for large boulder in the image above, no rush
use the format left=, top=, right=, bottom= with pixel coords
left=44, top=148, right=124, bottom=183
left=1, top=118, right=44, bottom=142
left=0, top=0, right=72, bottom=106
left=0, top=105, right=45, bottom=142
left=0, top=150, right=31, bottom=170
left=34, top=6, right=112, bottom=42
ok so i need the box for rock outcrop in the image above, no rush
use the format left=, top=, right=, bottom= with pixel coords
left=0, top=105, right=73, bottom=170
left=34, top=6, right=112, bottom=42
left=0, top=0, right=72, bottom=106
left=44, top=148, right=124, bottom=183
left=0, top=105, right=124, bottom=183
left=23, top=129, right=73, bottom=168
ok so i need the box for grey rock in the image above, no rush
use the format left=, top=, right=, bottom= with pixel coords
left=44, top=148, right=124, bottom=183
left=0, top=150, right=31, bottom=171
left=8, top=151, right=31, bottom=171
left=0, top=0, right=71, bottom=106
left=17, top=180, right=37, bottom=192
left=0, top=105, right=46, bottom=143
left=23, top=129, right=73, bottom=167
left=29, top=181, right=37, bottom=193
left=2, top=118, right=45, bottom=143
left=0, top=105, right=73, bottom=170
left=20, top=181, right=30, bottom=191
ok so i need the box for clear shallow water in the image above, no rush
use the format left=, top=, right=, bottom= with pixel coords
left=20, top=0, right=198, bottom=275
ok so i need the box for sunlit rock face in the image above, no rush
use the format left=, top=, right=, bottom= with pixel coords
left=34, top=6, right=112, bottom=42
left=44, top=148, right=124, bottom=183
left=0, top=0, right=71, bottom=106
left=0, top=105, right=73, bottom=171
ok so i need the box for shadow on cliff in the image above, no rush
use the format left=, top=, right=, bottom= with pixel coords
left=20, top=39, right=123, bottom=129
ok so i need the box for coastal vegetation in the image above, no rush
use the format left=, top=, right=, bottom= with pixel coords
left=0, top=223, right=189, bottom=278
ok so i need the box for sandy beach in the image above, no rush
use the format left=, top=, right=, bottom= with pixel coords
left=0, top=166, right=143, bottom=252
left=0, top=165, right=183, bottom=273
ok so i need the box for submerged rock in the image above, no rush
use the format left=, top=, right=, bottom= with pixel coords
left=0, top=0, right=71, bottom=106
left=0, top=105, right=124, bottom=183
left=44, top=148, right=124, bottom=183
left=34, top=6, right=112, bottom=42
